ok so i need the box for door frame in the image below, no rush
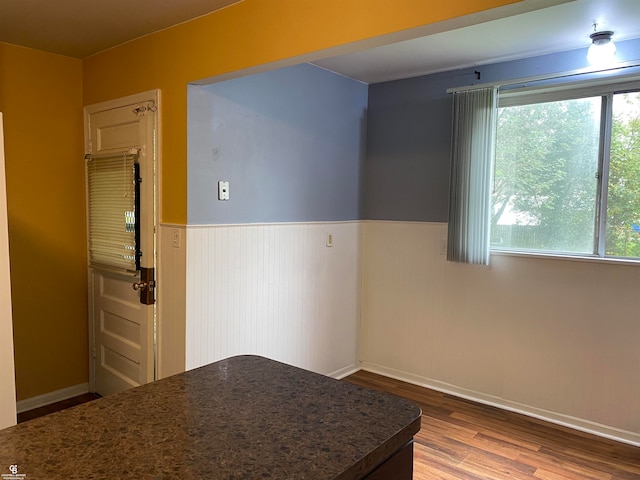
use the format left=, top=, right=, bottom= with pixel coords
left=0, top=113, right=17, bottom=428
left=83, top=90, right=160, bottom=392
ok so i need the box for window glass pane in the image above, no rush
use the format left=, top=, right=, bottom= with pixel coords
left=87, top=154, right=138, bottom=272
left=491, top=97, right=601, bottom=254
left=606, top=92, right=640, bottom=258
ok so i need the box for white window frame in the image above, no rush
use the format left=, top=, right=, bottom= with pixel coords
left=492, top=76, right=640, bottom=262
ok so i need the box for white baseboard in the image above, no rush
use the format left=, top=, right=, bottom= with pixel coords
left=329, top=363, right=361, bottom=380
left=361, top=362, right=640, bottom=448
left=16, top=383, right=90, bottom=414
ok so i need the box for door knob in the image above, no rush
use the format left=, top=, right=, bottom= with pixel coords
left=132, top=281, right=148, bottom=291
left=132, top=267, right=156, bottom=305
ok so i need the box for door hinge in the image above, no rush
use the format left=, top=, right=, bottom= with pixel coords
left=132, top=101, right=157, bottom=116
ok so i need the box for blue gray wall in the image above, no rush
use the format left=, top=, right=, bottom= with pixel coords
left=187, top=63, right=368, bottom=224
left=188, top=39, right=640, bottom=225
left=365, top=38, right=640, bottom=222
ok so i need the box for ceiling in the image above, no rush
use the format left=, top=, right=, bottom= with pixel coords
left=1, top=0, right=639, bottom=83
left=314, top=0, right=640, bottom=84
left=0, top=0, right=242, bottom=59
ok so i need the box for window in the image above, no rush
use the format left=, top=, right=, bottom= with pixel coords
left=86, top=152, right=141, bottom=272
left=491, top=82, right=640, bottom=259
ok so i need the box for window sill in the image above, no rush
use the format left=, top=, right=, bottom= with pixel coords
left=490, top=249, right=640, bottom=267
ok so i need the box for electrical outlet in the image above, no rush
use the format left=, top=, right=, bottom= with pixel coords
left=171, top=229, right=181, bottom=248
left=440, top=236, right=447, bottom=255
left=326, top=234, right=333, bottom=247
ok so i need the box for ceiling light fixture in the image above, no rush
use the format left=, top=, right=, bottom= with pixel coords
left=587, top=30, right=616, bottom=67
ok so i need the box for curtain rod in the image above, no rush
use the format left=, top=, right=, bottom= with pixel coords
left=446, top=59, right=640, bottom=94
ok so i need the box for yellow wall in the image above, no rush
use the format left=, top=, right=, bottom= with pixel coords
left=0, top=43, right=87, bottom=400
left=83, top=0, right=521, bottom=224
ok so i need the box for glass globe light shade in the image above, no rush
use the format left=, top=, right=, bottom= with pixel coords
left=587, top=31, right=616, bottom=67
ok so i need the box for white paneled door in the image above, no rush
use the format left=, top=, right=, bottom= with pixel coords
left=84, top=92, right=158, bottom=396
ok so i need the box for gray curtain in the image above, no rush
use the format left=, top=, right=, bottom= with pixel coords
left=447, top=87, right=497, bottom=265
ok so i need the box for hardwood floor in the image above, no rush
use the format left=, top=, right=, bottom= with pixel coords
left=17, top=393, right=100, bottom=423
left=344, top=370, right=640, bottom=480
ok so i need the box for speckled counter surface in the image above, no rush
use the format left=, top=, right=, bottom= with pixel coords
left=0, top=355, right=421, bottom=480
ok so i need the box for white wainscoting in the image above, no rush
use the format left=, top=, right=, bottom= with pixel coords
left=361, top=220, right=640, bottom=446
left=186, top=222, right=361, bottom=378
left=157, top=224, right=187, bottom=379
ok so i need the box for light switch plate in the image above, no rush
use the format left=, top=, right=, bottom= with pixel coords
left=218, top=181, right=229, bottom=200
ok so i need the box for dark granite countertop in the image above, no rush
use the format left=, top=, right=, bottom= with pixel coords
left=0, top=355, right=421, bottom=480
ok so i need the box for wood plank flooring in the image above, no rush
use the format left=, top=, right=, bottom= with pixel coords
left=344, top=370, right=640, bottom=480
left=17, top=393, right=100, bottom=423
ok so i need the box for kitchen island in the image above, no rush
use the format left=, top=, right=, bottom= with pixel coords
left=0, top=355, right=421, bottom=479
